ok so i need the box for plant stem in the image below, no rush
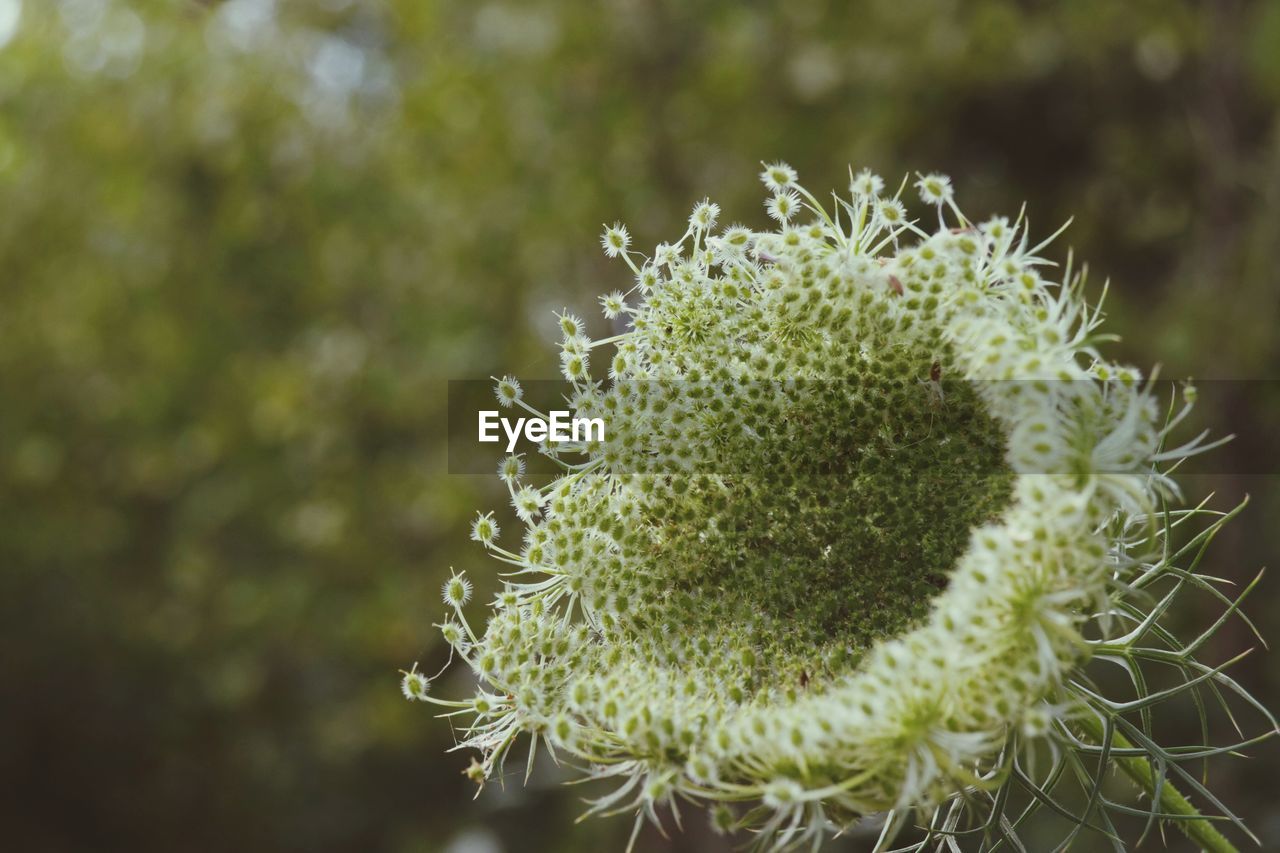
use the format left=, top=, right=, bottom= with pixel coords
left=1072, top=714, right=1237, bottom=853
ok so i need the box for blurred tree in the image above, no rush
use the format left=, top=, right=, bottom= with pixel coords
left=0, top=2, right=495, bottom=850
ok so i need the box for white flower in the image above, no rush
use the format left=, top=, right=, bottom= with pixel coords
left=400, top=669, right=430, bottom=701
left=442, top=571, right=473, bottom=607
left=765, top=189, right=800, bottom=222
left=690, top=199, right=720, bottom=230
left=759, top=161, right=797, bottom=191
left=636, top=264, right=661, bottom=293
left=469, top=511, right=498, bottom=547
left=512, top=485, right=544, bottom=522
left=493, top=375, right=522, bottom=408
left=439, top=621, right=466, bottom=650
left=654, top=242, right=681, bottom=267
left=560, top=349, right=589, bottom=382
left=600, top=222, right=630, bottom=258
left=497, top=453, right=524, bottom=485
left=599, top=290, right=628, bottom=319
left=877, top=198, right=907, bottom=226
left=849, top=167, right=884, bottom=198
left=915, top=172, right=954, bottom=206
left=412, top=166, right=1267, bottom=853
left=556, top=311, right=583, bottom=338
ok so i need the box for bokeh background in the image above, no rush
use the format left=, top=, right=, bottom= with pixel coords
left=2, top=1, right=1278, bottom=851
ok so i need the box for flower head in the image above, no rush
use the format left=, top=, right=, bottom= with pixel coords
left=493, top=375, right=522, bottom=408
left=497, top=453, right=524, bottom=485
left=599, top=290, right=628, bottom=320
left=849, top=167, right=884, bottom=198
left=600, top=222, right=630, bottom=258
left=915, top=171, right=954, bottom=207
left=442, top=571, right=473, bottom=608
left=690, top=198, right=720, bottom=231
left=400, top=668, right=430, bottom=701
left=410, top=166, right=1271, bottom=852
left=877, top=197, right=907, bottom=227
left=765, top=189, right=800, bottom=222
left=556, top=311, right=583, bottom=339
left=760, top=161, right=798, bottom=191
left=469, top=511, right=498, bottom=547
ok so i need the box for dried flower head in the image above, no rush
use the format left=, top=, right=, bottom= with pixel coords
left=412, top=168, right=1273, bottom=852
left=400, top=667, right=430, bottom=702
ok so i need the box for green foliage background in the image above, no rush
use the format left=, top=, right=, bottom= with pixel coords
left=1, top=1, right=1277, bottom=851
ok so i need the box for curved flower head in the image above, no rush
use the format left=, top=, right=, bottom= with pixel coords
left=412, top=166, right=1273, bottom=851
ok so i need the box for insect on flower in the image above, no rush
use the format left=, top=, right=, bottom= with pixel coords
left=926, top=358, right=946, bottom=406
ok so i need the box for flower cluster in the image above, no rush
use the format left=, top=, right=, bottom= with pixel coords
left=411, top=166, right=1270, bottom=851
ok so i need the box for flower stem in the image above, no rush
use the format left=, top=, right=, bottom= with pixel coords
left=1072, top=714, right=1237, bottom=853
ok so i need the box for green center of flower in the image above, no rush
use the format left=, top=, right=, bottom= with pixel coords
left=613, top=348, right=1015, bottom=694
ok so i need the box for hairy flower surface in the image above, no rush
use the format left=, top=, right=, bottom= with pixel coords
left=415, top=168, right=1272, bottom=851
